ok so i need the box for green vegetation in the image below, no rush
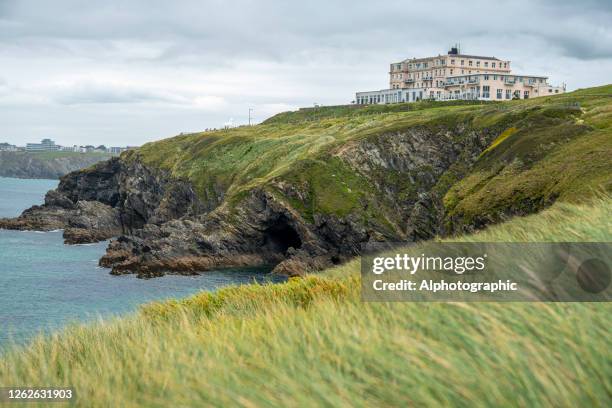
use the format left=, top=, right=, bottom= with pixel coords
left=443, top=87, right=612, bottom=230
left=1, top=195, right=610, bottom=407
left=132, top=85, right=612, bottom=232
left=262, top=99, right=492, bottom=124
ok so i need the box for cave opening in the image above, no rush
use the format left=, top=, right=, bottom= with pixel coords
left=263, top=216, right=302, bottom=254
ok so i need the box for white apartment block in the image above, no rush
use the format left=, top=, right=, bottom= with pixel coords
left=356, top=47, right=565, bottom=105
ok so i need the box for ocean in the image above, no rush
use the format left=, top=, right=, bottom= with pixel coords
left=0, top=177, right=278, bottom=346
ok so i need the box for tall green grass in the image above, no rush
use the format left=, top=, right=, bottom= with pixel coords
left=1, top=196, right=610, bottom=407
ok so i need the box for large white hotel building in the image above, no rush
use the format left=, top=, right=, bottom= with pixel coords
left=356, top=47, right=565, bottom=105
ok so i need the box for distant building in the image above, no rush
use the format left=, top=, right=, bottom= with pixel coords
left=0, top=142, right=19, bottom=151
left=25, top=138, right=60, bottom=152
left=110, top=146, right=129, bottom=154
left=355, top=46, right=565, bottom=104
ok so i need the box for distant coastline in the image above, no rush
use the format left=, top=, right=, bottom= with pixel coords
left=0, top=151, right=112, bottom=179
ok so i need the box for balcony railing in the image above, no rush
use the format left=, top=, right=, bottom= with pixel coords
left=404, top=78, right=415, bottom=83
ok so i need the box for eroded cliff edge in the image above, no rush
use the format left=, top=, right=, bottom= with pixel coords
left=1, top=92, right=608, bottom=277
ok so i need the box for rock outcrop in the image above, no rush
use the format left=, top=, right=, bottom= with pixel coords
left=0, top=156, right=202, bottom=245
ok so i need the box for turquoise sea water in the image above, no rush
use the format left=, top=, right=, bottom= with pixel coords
left=0, top=177, right=278, bottom=346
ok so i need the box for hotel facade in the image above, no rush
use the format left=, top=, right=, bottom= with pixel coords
left=356, top=47, right=565, bottom=104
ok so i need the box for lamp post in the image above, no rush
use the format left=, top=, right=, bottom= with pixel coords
left=248, top=108, right=253, bottom=126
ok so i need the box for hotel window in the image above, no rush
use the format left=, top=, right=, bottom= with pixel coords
left=514, top=90, right=521, bottom=99
left=483, top=86, right=490, bottom=98
left=524, top=90, right=529, bottom=99
left=506, top=89, right=511, bottom=99
left=461, top=60, right=464, bottom=65
left=493, top=75, right=498, bottom=80
left=484, top=62, right=488, bottom=67
left=469, top=60, right=473, bottom=66
left=450, top=69, right=453, bottom=75
left=484, top=75, right=489, bottom=80
left=492, top=62, right=496, bottom=68
left=476, top=61, right=480, bottom=67
left=496, top=89, right=502, bottom=99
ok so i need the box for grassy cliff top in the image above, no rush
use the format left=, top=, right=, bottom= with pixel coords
left=133, top=99, right=494, bottom=199
left=131, top=85, right=612, bottom=223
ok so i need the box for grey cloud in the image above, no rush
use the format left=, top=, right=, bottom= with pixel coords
left=51, top=81, right=225, bottom=109
left=0, top=0, right=610, bottom=147
left=1, top=0, right=610, bottom=65
left=552, top=34, right=612, bottom=60
left=54, top=83, right=176, bottom=105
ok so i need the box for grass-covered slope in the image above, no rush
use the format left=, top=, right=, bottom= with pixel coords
left=443, top=85, right=612, bottom=230
left=1, top=196, right=610, bottom=407
left=131, top=85, right=612, bottom=234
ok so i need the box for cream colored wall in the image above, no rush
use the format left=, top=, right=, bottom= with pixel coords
left=443, top=76, right=564, bottom=100
left=390, top=53, right=513, bottom=89
left=387, top=51, right=562, bottom=100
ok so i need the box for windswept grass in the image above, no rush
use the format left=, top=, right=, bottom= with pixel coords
left=1, top=195, right=610, bottom=407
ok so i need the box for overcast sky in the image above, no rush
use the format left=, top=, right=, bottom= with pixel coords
left=1, top=0, right=611, bottom=147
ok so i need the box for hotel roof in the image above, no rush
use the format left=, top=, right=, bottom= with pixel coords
left=452, top=54, right=500, bottom=61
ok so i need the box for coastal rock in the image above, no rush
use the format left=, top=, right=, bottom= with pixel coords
left=1, top=121, right=506, bottom=277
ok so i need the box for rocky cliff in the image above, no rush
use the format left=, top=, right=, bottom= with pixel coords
left=0, top=151, right=112, bottom=179
left=1, top=85, right=610, bottom=277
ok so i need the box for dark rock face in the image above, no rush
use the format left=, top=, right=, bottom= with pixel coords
left=0, top=123, right=503, bottom=278
left=0, top=157, right=202, bottom=245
